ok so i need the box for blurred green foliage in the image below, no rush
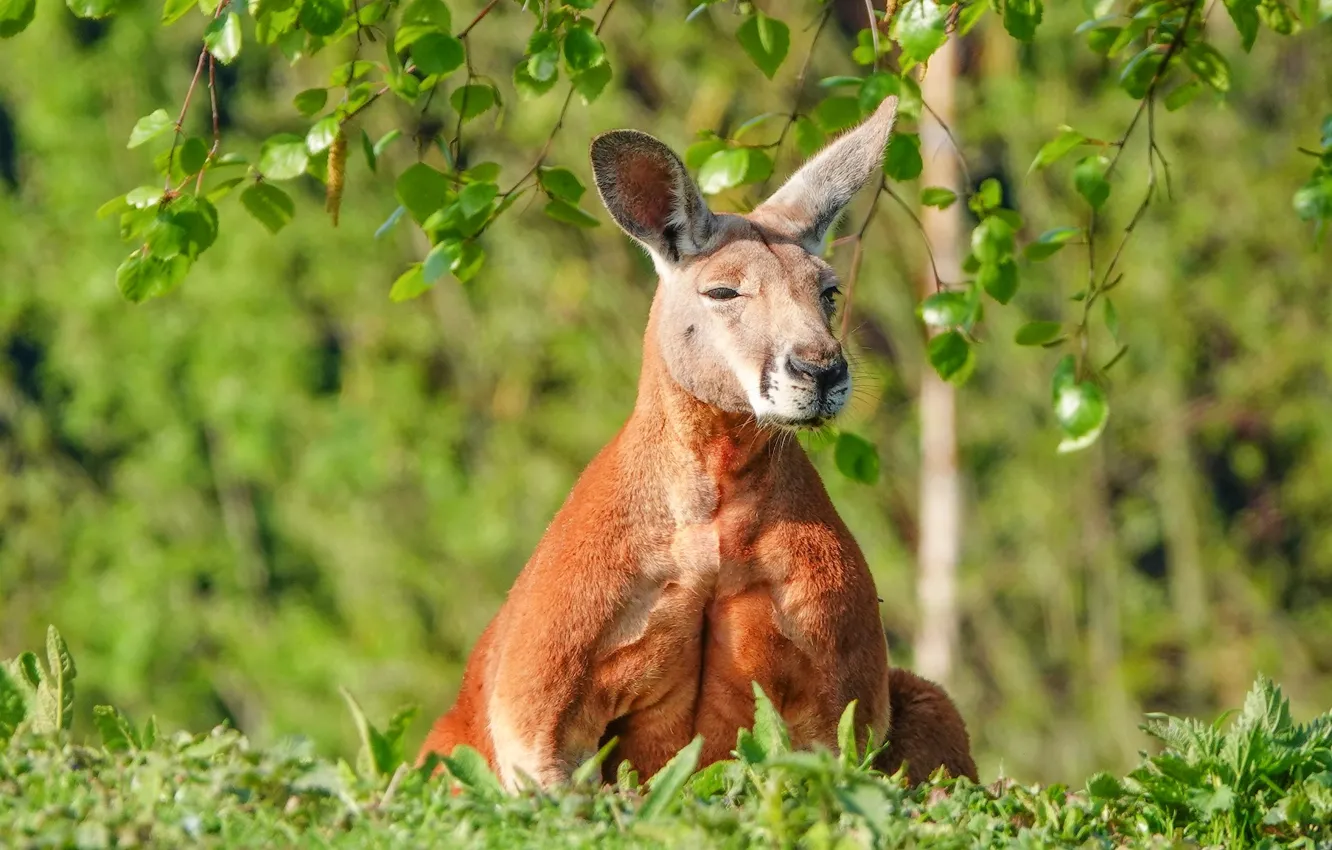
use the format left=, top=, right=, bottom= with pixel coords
left=4, top=632, right=1331, bottom=845
left=0, top=0, right=1330, bottom=788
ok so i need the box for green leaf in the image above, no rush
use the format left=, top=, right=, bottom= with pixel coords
left=66, top=0, right=116, bottom=18
left=920, top=186, right=957, bottom=209
left=1258, top=0, right=1298, bottom=34
left=0, top=667, right=26, bottom=742
left=684, top=759, right=734, bottom=798
left=735, top=12, right=789, bottom=79
left=389, top=264, right=430, bottom=302
left=423, top=239, right=463, bottom=284
left=819, top=75, right=865, bottom=89
left=373, top=129, right=402, bottom=161
left=339, top=687, right=396, bottom=780
left=685, top=139, right=728, bottom=171
left=837, top=700, right=859, bottom=769
left=204, top=176, right=245, bottom=203
left=563, top=25, right=607, bottom=72
left=834, top=432, right=880, bottom=484
left=979, top=259, right=1019, bottom=304
left=969, top=177, right=1003, bottom=215
left=0, top=0, right=36, bottom=39
left=41, top=626, right=76, bottom=733
left=859, top=72, right=900, bottom=114
left=1029, top=127, right=1086, bottom=172
left=240, top=183, right=295, bottom=234
left=525, top=31, right=560, bottom=82
left=457, top=181, right=497, bottom=218
left=394, top=0, right=450, bottom=51
left=794, top=116, right=825, bottom=158
left=1003, top=0, right=1043, bottom=40
left=298, top=0, right=344, bottom=37
left=204, top=11, right=242, bottom=63
left=1165, top=80, right=1204, bottom=111
left=1074, top=155, right=1111, bottom=210
left=442, top=744, right=504, bottom=796
left=1224, top=0, right=1260, bottom=50
left=1015, top=321, right=1063, bottom=346
left=883, top=133, right=923, bottom=181
left=1189, top=784, right=1237, bottom=817
left=450, top=84, right=497, bottom=121
left=1085, top=26, right=1122, bottom=55
left=452, top=242, right=485, bottom=283
left=12, top=652, right=41, bottom=689
left=1054, top=377, right=1109, bottom=452
left=927, top=330, right=974, bottom=383
left=128, top=109, right=173, bottom=149
left=411, top=33, right=464, bottom=76
left=971, top=216, right=1015, bottom=264
left=740, top=149, right=773, bottom=184
left=1087, top=771, right=1127, bottom=800
left=1184, top=43, right=1231, bottom=92
left=638, top=736, right=703, bottom=820
left=917, top=291, right=970, bottom=328
left=571, top=63, right=612, bottom=105
left=893, top=0, right=947, bottom=64
left=1119, top=45, right=1166, bottom=99
left=732, top=112, right=782, bottom=141
left=571, top=737, right=620, bottom=787
left=539, top=167, right=585, bottom=203
left=330, top=61, right=375, bottom=87
left=1104, top=297, right=1120, bottom=342
left=697, top=148, right=749, bottom=195
left=1293, top=175, right=1332, bottom=222
left=293, top=88, right=328, bottom=116
left=396, top=162, right=451, bottom=223
left=161, top=0, right=194, bottom=24
left=735, top=727, right=766, bottom=765
left=544, top=199, right=600, bottom=228
left=751, top=682, right=791, bottom=755
left=307, top=116, right=340, bottom=154
left=162, top=195, right=218, bottom=259
left=93, top=705, right=141, bottom=753
left=1025, top=226, right=1081, bottom=261
left=259, top=134, right=310, bottom=180
left=117, top=252, right=164, bottom=303
left=178, top=136, right=209, bottom=175
left=814, top=96, right=862, bottom=134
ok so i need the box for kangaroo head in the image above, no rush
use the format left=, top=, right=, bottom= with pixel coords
left=590, top=97, right=898, bottom=428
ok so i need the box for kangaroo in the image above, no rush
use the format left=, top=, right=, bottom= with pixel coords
left=417, top=95, right=977, bottom=790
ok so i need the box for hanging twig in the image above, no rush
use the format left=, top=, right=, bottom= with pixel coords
left=840, top=179, right=887, bottom=340
left=498, top=0, right=618, bottom=204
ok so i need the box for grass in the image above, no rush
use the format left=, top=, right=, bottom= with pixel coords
left=2, top=628, right=1331, bottom=848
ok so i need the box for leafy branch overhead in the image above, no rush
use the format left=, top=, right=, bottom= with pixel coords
left=3, top=0, right=1329, bottom=456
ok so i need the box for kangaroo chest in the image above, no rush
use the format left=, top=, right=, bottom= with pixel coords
left=590, top=509, right=824, bottom=777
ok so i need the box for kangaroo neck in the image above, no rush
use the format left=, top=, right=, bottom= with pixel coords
left=620, top=299, right=781, bottom=506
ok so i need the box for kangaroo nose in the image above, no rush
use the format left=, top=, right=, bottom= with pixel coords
left=785, top=353, right=849, bottom=392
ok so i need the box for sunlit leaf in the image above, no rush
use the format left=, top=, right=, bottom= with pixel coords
left=735, top=12, right=789, bottom=79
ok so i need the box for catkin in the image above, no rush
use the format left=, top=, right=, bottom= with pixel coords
left=326, top=127, right=347, bottom=227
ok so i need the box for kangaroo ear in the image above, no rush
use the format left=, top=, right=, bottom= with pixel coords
left=756, top=96, right=899, bottom=253
left=590, top=130, right=718, bottom=267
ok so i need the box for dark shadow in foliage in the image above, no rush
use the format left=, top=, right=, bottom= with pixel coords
left=3, top=308, right=126, bottom=489
left=0, top=100, right=18, bottom=192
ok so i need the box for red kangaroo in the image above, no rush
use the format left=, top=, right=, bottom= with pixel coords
left=418, top=95, right=977, bottom=790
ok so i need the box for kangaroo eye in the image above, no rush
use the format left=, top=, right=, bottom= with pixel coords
left=704, top=287, right=740, bottom=301
left=821, top=286, right=841, bottom=303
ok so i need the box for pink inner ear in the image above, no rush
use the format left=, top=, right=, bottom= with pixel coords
left=617, top=156, right=674, bottom=231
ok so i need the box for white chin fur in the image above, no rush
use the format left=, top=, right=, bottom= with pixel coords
left=747, top=368, right=850, bottom=427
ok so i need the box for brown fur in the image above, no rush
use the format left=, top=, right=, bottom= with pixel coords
left=416, top=96, right=976, bottom=790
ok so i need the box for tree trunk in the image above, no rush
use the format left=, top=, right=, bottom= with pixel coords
left=912, top=39, right=962, bottom=687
